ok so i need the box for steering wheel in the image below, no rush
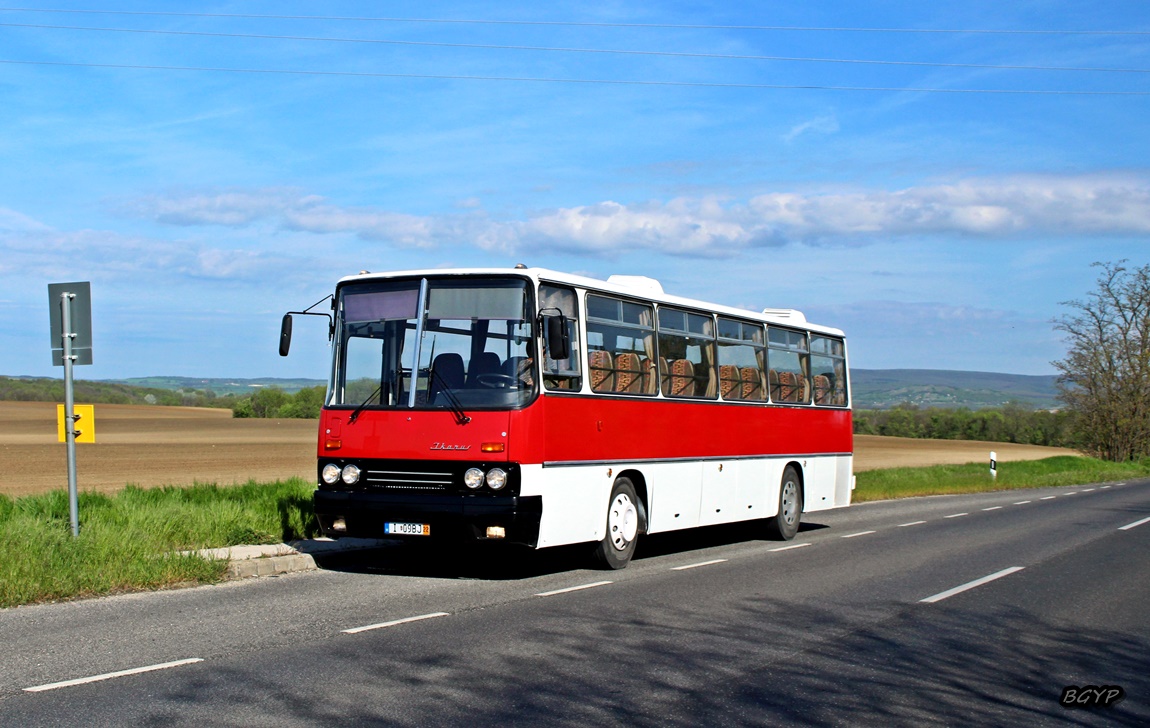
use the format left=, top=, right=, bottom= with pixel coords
left=476, top=373, right=519, bottom=389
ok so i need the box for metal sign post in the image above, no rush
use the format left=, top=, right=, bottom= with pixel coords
left=48, top=282, right=92, bottom=537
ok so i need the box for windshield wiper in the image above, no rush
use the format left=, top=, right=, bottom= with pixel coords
left=347, top=370, right=470, bottom=426
left=425, top=367, right=471, bottom=425
left=347, top=385, right=382, bottom=425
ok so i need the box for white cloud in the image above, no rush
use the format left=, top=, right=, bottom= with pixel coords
left=820, top=300, right=1011, bottom=328
left=120, top=173, right=1150, bottom=258
left=0, top=207, right=52, bottom=233
left=784, top=115, right=840, bottom=142
left=809, top=298, right=1060, bottom=373
left=0, top=225, right=298, bottom=282
left=122, top=189, right=322, bottom=227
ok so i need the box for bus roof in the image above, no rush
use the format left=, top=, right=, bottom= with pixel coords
left=336, top=266, right=845, bottom=337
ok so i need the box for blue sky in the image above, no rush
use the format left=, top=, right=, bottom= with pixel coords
left=1, top=1, right=1148, bottom=380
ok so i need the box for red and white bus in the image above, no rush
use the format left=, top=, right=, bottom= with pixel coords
left=280, top=267, right=853, bottom=568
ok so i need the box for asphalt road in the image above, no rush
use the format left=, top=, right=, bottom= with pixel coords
left=1, top=479, right=1148, bottom=726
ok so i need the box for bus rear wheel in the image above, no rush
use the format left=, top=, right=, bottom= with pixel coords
left=593, top=477, right=640, bottom=569
left=767, top=465, right=802, bottom=541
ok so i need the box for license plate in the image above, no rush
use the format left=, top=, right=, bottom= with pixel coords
left=385, top=522, right=430, bottom=536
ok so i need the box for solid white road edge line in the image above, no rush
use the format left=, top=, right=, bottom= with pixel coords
left=1119, top=515, right=1150, bottom=531
left=671, top=559, right=728, bottom=571
left=342, top=612, right=450, bottom=634
left=535, top=581, right=613, bottom=597
left=24, top=658, right=203, bottom=693
left=920, top=567, right=1025, bottom=604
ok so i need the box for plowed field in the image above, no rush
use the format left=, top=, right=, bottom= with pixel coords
left=0, top=402, right=1078, bottom=498
left=0, top=402, right=317, bottom=498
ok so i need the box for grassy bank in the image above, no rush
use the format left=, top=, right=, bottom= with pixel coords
left=854, top=455, right=1150, bottom=502
left=0, top=478, right=318, bottom=608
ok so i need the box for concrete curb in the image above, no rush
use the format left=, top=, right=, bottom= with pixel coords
left=224, top=552, right=317, bottom=580
left=194, top=538, right=391, bottom=580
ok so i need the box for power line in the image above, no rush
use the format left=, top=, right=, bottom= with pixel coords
left=3, top=21, right=1148, bottom=74
left=2, top=58, right=1147, bottom=94
left=0, top=7, right=1146, bottom=35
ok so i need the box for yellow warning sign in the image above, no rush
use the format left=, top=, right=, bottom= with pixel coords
left=57, top=404, right=95, bottom=443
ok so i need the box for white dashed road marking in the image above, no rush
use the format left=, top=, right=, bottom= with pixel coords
left=342, top=612, right=450, bottom=634
left=920, top=567, right=1025, bottom=604
left=24, top=658, right=204, bottom=693
left=770, top=543, right=811, bottom=552
left=1119, top=516, right=1150, bottom=532
left=672, top=559, right=728, bottom=571
left=535, top=581, right=613, bottom=597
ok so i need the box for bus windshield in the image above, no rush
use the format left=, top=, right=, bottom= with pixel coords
left=331, top=277, right=535, bottom=412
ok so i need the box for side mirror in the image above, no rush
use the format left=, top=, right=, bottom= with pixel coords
left=545, top=315, right=570, bottom=361
left=278, top=313, right=293, bottom=356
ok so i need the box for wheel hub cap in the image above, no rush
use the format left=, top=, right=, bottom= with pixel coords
left=609, top=493, right=638, bottom=550
left=781, top=481, right=798, bottom=524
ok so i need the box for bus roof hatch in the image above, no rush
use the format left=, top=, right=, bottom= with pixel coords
left=607, top=275, right=664, bottom=296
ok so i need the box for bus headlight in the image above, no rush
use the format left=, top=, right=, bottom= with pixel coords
left=322, top=463, right=341, bottom=484
left=486, top=468, right=507, bottom=490
left=464, top=467, right=485, bottom=489
left=341, top=464, right=361, bottom=485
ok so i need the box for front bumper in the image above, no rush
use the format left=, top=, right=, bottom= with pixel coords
left=314, top=489, right=542, bottom=547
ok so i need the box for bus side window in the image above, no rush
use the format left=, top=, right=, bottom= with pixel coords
left=717, top=317, right=767, bottom=402
left=767, top=327, right=810, bottom=404
left=658, top=308, right=717, bottom=399
left=810, top=335, right=848, bottom=406
left=586, top=294, right=656, bottom=396
left=540, top=284, right=582, bottom=391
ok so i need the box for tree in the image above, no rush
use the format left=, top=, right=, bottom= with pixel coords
left=1052, top=261, right=1150, bottom=461
left=249, top=387, right=289, bottom=418
left=231, top=398, right=255, bottom=418
left=276, top=386, right=325, bottom=419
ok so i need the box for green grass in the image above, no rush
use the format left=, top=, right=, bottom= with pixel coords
left=0, top=478, right=319, bottom=609
left=855, top=456, right=1150, bottom=502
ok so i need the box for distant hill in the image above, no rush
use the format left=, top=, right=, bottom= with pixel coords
left=0, top=376, right=233, bottom=408
left=3, top=371, right=1060, bottom=410
left=851, top=369, right=1060, bottom=410
left=108, top=377, right=325, bottom=396
left=0, top=375, right=325, bottom=408
left=113, top=371, right=1059, bottom=408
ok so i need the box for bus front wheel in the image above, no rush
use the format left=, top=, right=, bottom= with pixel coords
left=767, top=466, right=802, bottom=541
left=593, top=477, right=640, bottom=569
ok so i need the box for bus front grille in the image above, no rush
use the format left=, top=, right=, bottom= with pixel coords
left=364, top=468, right=454, bottom=491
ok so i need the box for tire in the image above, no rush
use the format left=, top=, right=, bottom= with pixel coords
left=593, top=477, right=640, bottom=569
left=766, top=465, right=802, bottom=541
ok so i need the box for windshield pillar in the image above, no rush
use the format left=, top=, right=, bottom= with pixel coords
left=407, top=277, right=430, bottom=409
